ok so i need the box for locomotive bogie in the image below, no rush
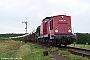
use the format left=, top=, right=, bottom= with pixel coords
left=38, top=34, right=76, bottom=46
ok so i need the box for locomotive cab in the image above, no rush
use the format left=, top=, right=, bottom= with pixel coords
left=38, top=15, right=76, bottom=46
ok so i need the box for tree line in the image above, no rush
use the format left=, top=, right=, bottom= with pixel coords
left=0, top=34, right=25, bottom=37
left=76, top=33, right=90, bottom=45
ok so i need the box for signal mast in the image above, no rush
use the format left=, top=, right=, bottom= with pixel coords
left=22, top=21, right=28, bottom=33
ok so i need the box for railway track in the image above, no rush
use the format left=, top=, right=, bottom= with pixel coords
left=67, top=47, right=90, bottom=59
left=27, top=41, right=90, bottom=59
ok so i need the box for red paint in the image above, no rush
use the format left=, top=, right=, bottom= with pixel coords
left=40, top=15, right=72, bottom=36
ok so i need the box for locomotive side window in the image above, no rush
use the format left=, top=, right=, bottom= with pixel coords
left=50, top=20, right=53, bottom=30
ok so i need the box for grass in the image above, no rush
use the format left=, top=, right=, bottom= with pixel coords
left=48, top=46, right=89, bottom=60
left=0, top=39, right=89, bottom=60
left=19, top=43, right=54, bottom=60
left=0, top=37, right=11, bottom=41
left=0, top=40, right=23, bottom=59
left=57, top=50, right=88, bottom=60
left=58, top=50, right=70, bottom=57
left=68, top=44, right=90, bottom=50
left=48, top=47, right=59, bottom=52
left=69, top=54, right=88, bottom=60
left=0, top=40, right=54, bottom=60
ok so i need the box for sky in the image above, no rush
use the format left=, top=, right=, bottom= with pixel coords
left=0, top=0, right=90, bottom=34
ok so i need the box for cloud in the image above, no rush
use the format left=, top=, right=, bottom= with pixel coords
left=0, top=0, right=90, bottom=33
left=0, top=24, right=25, bottom=33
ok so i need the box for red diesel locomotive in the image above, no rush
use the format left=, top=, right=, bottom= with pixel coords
left=38, top=15, right=76, bottom=46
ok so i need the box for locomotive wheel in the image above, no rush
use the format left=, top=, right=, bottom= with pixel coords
left=64, top=44, right=67, bottom=47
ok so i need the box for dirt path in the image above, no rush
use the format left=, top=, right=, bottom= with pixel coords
left=36, top=43, right=70, bottom=60
left=51, top=52, right=69, bottom=60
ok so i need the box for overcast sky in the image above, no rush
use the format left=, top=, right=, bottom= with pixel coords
left=0, top=0, right=90, bottom=34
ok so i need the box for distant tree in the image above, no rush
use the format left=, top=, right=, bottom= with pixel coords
left=88, top=34, right=90, bottom=45
left=76, top=33, right=88, bottom=44
left=36, top=26, right=40, bottom=36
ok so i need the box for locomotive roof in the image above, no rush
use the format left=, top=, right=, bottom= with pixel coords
left=42, top=17, right=52, bottom=22
left=42, top=15, right=68, bottom=22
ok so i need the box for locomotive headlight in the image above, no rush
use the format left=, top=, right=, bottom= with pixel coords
left=68, top=29, right=71, bottom=32
left=55, top=29, right=58, bottom=32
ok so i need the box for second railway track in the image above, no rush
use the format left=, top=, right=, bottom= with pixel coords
left=66, top=46, right=90, bottom=59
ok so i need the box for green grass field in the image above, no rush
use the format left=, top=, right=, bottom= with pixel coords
left=0, top=40, right=54, bottom=60
left=68, top=44, right=90, bottom=50
left=0, top=39, right=89, bottom=60
left=0, top=37, right=11, bottom=41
